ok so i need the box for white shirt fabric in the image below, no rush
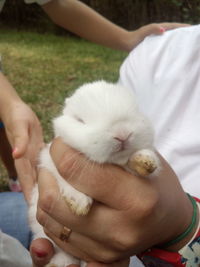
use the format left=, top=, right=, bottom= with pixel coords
left=0, top=0, right=51, bottom=12
left=118, top=24, right=200, bottom=267
left=119, top=24, right=200, bottom=199
left=0, top=230, right=31, bottom=267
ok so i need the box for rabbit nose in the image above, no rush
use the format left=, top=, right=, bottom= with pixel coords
left=113, top=132, right=132, bottom=151
left=113, top=132, right=132, bottom=143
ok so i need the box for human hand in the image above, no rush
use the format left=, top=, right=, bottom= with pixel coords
left=34, top=137, right=194, bottom=265
left=125, top=22, right=190, bottom=51
left=30, top=238, right=55, bottom=267
left=1, top=100, right=44, bottom=201
left=30, top=238, right=129, bottom=267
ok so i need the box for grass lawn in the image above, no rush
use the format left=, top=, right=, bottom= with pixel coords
left=0, top=28, right=127, bottom=189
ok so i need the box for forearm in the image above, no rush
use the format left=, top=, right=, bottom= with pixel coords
left=42, top=0, right=130, bottom=51
left=0, top=72, right=22, bottom=122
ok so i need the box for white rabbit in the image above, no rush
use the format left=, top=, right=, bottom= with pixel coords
left=29, top=80, right=160, bottom=267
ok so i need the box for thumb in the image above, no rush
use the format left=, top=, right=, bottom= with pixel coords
left=30, top=238, right=54, bottom=267
left=138, top=24, right=166, bottom=38
left=9, top=123, right=29, bottom=159
left=138, top=23, right=190, bottom=38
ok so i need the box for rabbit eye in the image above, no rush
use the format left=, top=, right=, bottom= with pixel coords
left=74, top=115, right=85, bottom=124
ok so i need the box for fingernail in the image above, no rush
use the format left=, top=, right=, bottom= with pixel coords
left=160, top=27, right=165, bottom=33
left=12, top=147, right=18, bottom=155
left=34, top=251, right=48, bottom=258
left=12, top=147, right=20, bottom=158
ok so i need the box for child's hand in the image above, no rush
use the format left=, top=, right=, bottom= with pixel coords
left=30, top=237, right=130, bottom=267
left=125, top=22, right=190, bottom=51
left=2, top=100, right=44, bottom=201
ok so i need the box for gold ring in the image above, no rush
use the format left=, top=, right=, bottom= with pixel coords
left=60, top=226, right=72, bottom=242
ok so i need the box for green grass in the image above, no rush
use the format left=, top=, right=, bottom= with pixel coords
left=0, top=28, right=127, bottom=188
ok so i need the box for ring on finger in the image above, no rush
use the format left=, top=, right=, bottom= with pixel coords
left=59, top=226, right=72, bottom=242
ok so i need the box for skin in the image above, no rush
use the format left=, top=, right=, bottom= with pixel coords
left=42, top=0, right=190, bottom=52
left=0, top=73, right=44, bottom=201
left=30, top=137, right=198, bottom=267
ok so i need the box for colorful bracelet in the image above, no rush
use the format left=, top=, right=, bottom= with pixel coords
left=159, top=193, right=198, bottom=249
left=138, top=195, right=200, bottom=267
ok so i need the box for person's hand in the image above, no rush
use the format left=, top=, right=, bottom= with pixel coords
left=30, top=238, right=55, bottom=267
left=30, top=239, right=129, bottom=267
left=30, top=238, right=130, bottom=267
left=43, top=0, right=190, bottom=52
left=33, top=137, right=194, bottom=266
left=126, top=22, right=190, bottom=51
left=1, top=100, right=44, bottom=201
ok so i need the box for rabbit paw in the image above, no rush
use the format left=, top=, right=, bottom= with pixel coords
left=62, top=190, right=93, bottom=216
left=128, top=149, right=160, bottom=177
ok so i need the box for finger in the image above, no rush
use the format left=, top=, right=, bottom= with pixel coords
left=159, top=22, right=190, bottom=32
left=15, top=157, right=36, bottom=202
left=139, top=23, right=190, bottom=38
left=43, top=227, right=93, bottom=263
left=30, top=238, right=54, bottom=267
left=49, top=138, right=152, bottom=209
left=37, top=169, right=122, bottom=238
left=7, top=123, right=29, bottom=159
left=37, top=209, right=127, bottom=263
left=44, top=226, right=126, bottom=264
left=37, top=187, right=141, bottom=259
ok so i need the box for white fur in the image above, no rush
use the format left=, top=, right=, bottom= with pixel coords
left=29, top=80, right=159, bottom=267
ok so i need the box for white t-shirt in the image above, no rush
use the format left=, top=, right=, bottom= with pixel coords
left=0, top=0, right=51, bottom=12
left=119, top=24, right=200, bottom=267
left=119, top=24, right=200, bottom=199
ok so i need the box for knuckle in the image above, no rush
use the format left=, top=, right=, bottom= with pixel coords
left=57, top=152, right=79, bottom=178
left=36, top=208, right=46, bottom=226
left=56, top=159, right=69, bottom=178
left=109, top=230, right=135, bottom=252
left=144, top=189, right=159, bottom=216
left=38, top=189, right=57, bottom=213
left=108, top=225, right=146, bottom=254
left=43, top=228, right=50, bottom=238
left=96, top=250, right=119, bottom=263
left=135, top=188, right=159, bottom=220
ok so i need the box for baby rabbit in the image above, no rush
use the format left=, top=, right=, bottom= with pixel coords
left=29, top=80, right=160, bottom=267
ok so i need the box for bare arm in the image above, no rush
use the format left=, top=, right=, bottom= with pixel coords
left=42, top=0, right=189, bottom=51
left=42, top=0, right=134, bottom=51
left=0, top=72, right=22, bottom=119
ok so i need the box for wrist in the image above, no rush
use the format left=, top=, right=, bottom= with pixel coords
left=120, top=29, right=148, bottom=52
left=119, top=31, right=135, bottom=52
left=0, top=73, right=22, bottom=121
left=0, top=98, right=23, bottom=123
left=161, top=194, right=200, bottom=252
left=138, top=196, right=200, bottom=267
